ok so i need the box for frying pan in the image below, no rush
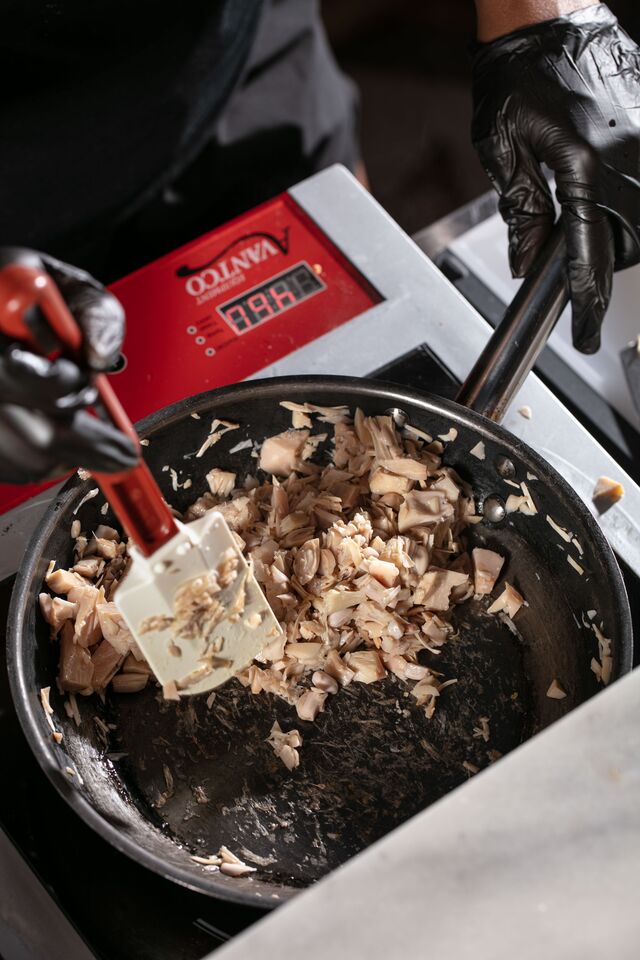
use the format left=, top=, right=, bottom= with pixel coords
left=6, top=227, right=633, bottom=906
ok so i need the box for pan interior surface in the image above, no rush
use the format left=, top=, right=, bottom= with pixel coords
left=8, top=376, right=631, bottom=903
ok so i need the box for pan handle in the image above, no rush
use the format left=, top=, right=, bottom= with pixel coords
left=455, top=223, right=569, bottom=422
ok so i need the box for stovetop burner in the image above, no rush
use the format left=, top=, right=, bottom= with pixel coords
left=1, top=343, right=638, bottom=960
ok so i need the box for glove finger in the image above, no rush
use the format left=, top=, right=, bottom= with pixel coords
left=57, top=410, right=140, bottom=474
left=527, top=122, right=615, bottom=353
left=560, top=200, right=614, bottom=354
left=0, top=405, right=61, bottom=482
left=1, top=347, right=97, bottom=412
left=42, top=255, right=126, bottom=371
left=0, top=404, right=139, bottom=481
left=498, top=159, right=555, bottom=278
left=473, top=127, right=555, bottom=278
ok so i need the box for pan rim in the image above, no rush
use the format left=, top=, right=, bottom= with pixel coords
left=6, top=374, right=633, bottom=903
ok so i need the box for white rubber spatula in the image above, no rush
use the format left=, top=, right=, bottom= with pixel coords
left=0, top=258, right=282, bottom=697
left=115, top=511, right=282, bottom=696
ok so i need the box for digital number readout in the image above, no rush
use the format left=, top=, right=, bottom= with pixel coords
left=217, top=262, right=326, bottom=335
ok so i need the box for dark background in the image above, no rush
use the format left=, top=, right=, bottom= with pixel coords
left=322, top=0, right=640, bottom=235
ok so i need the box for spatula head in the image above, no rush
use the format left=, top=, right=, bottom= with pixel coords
left=114, top=511, right=282, bottom=696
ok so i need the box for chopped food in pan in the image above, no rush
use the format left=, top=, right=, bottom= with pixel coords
left=41, top=405, right=529, bottom=745
left=267, top=720, right=303, bottom=770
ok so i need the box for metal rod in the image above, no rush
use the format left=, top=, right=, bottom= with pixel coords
left=456, top=224, right=569, bottom=423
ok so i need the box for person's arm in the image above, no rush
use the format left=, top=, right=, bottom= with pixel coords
left=474, top=1, right=596, bottom=41
left=470, top=3, right=640, bottom=353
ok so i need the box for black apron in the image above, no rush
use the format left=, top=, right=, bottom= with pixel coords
left=0, top=0, right=360, bottom=280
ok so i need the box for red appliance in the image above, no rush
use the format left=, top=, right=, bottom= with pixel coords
left=0, top=192, right=381, bottom=517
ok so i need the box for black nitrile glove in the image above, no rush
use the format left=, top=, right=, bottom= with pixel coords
left=0, top=248, right=138, bottom=483
left=472, top=4, right=640, bottom=354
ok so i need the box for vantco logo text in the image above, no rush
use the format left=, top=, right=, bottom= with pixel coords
left=175, top=230, right=290, bottom=305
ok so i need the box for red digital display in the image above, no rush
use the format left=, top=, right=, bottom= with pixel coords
left=219, top=262, right=325, bottom=335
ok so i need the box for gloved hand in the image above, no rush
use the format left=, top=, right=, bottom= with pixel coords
left=0, top=248, right=139, bottom=483
left=472, top=3, right=640, bottom=353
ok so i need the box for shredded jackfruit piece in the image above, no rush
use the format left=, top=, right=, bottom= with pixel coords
left=195, top=419, right=239, bottom=458
left=592, top=476, right=624, bottom=507
left=267, top=721, right=303, bottom=770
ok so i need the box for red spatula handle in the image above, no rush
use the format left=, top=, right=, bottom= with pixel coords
left=90, top=379, right=179, bottom=557
left=0, top=262, right=179, bottom=556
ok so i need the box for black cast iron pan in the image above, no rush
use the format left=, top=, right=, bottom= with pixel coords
left=6, top=227, right=633, bottom=906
